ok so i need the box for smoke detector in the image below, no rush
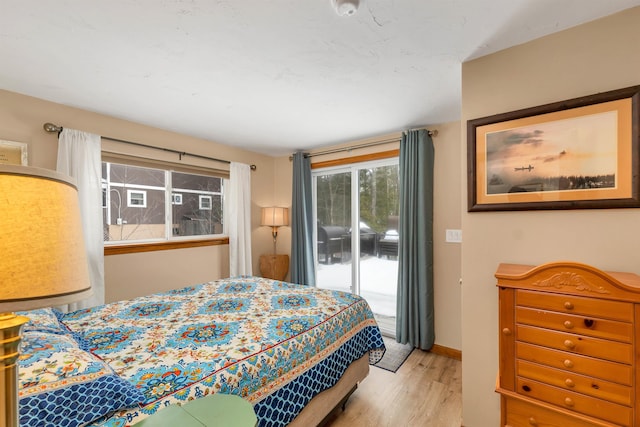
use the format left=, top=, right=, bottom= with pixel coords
left=332, top=0, right=360, bottom=16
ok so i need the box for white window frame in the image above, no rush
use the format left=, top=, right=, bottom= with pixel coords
left=127, top=189, right=147, bottom=208
left=102, top=160, right=227, bottom=245
left=312, top=157, right=399, bottom=294
left=172, top=193, right=183, bottom=205
left=199, top=195, right=212, bottom=210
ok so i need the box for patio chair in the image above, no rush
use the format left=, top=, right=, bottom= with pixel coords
left=378, top=215, right=399, bottom=259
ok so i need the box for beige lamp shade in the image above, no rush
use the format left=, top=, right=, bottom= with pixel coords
left=261, top=207, right=289, bottom=227
left=0, top=165, right=92, bottom=312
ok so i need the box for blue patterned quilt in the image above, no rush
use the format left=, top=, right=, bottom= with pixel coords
left=61, top=276, right=385, bottom=426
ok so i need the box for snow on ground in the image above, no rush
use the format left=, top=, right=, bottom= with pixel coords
left=317, top=255, right=398, bottom=317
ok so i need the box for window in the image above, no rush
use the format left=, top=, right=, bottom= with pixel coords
left=199, top=195, right=212, bottom=210
left=103, top=162, right=225, bottom=243
left=127, top=190, right=147, bottom=208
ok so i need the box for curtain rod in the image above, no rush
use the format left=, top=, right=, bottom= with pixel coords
left=43, top=122, right=257, bottom=171
left=290, top=128, right=438, bottom=160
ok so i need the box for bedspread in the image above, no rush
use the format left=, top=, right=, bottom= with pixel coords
left=61, top=276, right=385, bottom=426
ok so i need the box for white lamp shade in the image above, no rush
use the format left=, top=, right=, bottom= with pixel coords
left=0, top=165, right=92, bottom=312
left=261, top=207, right=289, bottom=227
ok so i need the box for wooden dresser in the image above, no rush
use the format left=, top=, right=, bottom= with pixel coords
left=495, top=262, right=640, bottom=427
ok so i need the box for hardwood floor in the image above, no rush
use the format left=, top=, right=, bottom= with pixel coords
left=326, top=349, right=462, bottom=427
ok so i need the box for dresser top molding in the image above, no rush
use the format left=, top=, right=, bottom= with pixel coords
left=495, top=261, right=640, bottom=302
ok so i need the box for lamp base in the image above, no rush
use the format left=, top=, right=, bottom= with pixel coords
left=1, top=312, right=29, bottom=427
left=259, top=255, right=290, bottom=281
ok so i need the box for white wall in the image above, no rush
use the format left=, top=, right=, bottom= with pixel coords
left=461, top=7, right=640, bottom=426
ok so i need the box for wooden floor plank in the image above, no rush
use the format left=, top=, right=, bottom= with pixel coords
left=326, top=349, right=462, bottom=427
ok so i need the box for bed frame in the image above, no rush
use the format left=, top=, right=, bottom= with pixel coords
left=289, top=354, right=369, bottom=426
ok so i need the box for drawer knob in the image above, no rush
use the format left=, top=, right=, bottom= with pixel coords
left=563, top=320, right=574, bottom=329
left=502, top=328, right=512, bottom=336
left=528, top=417, right=538, bottom=426
left=563, top=359, right=574, bottom=368
left=563, top=339, right=576, bottom=350
left=565, top=378, right=575, bottom=387
left=564, top=301, right=574, bottom=310
left=564, top=397, right=574, bottom=407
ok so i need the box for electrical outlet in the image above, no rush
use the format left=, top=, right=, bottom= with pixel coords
left=445, top=229, right=462, bottom=243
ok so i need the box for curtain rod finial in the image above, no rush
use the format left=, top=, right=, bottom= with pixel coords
left=43, top=122, right=63, bottom=133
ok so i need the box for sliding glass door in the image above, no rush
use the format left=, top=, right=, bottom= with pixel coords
left=313, top=158, right=399, bottom=336
left=314, top=169, right=352, bottom=293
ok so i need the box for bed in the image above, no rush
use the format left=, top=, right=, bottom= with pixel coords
left=17, top=276, right=385, bottom=427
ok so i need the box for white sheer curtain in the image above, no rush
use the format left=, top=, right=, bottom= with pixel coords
left=57, top=128, right=104, bottom=311
left=227, top=162, right=252, bottom=276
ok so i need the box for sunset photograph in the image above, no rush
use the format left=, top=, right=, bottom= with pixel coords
left=484, top=110, right=618, bottom=195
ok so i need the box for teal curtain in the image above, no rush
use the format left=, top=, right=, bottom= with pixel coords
left=290, top=152, right=316, bottom=285
left=396, top=129, right=434, bottom=350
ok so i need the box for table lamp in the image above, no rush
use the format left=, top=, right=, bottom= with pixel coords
left=259, top=207, right=289, bottom=281
left=0, top=165, right=92, bottom=427
left=261, top=206, right=289, bottom=254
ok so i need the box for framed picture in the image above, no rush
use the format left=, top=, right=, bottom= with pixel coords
left=467, top=86, right=640, bottom=211
left=0, top=140, right=28, bottom=166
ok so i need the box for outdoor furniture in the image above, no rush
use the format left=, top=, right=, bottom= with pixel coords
left=317, top=224, right=347, bottom=264
left=359, top=223, right=378, bottom=256
left=378, top=216, right=399, bottom=259
left=337, top=224, right=378, bottom=263
left=378, top=235, right=398, bottom=258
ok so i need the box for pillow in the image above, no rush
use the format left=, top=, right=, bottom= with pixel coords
left=18, top=331, right=143, bottom=427
left=17, top=308, right=92, bottom=351
left=17, top=308, right=67, bottom=335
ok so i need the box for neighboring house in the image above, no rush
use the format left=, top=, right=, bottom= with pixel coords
left=102, top=162, right=224, bottom=242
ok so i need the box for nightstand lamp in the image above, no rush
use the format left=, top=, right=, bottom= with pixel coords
left=0, top=165, right=92, bottom=427
left=259, top=207, right=289, bottom=281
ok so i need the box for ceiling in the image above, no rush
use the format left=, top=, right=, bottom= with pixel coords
left=2, top=1, right=640, bottom=156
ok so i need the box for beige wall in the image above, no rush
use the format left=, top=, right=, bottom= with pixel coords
left=433, top=121, right=462, bottom=351
left=0, top=90, right=462, bottom=339
left=271, top=155, right=293, bottom=281
left=1, top=55, right=465, bottom=358
left=461, top=7, right=640, bottom=426
left=280, top=125, right=464, bottom=352
left=0, top=90, right=278, bottom=302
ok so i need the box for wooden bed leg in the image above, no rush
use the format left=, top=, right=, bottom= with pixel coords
left=317, top=384, right=358, bottom=426
left=339, top=384, right=357, bottom=412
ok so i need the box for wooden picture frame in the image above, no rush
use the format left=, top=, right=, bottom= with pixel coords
left=0, top=140, right=28, bottom=166
left=467, top=86, right=640, bottom=211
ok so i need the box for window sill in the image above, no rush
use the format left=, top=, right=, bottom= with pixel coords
left=104, top=237, right=229, bottom=256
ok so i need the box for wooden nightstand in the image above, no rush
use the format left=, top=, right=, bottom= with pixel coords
left=259, top=254, right=289, bottom=281
left=134, top=394, right=257, bottom=427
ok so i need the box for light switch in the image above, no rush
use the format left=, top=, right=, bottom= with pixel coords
left=446, top=229, right=462, bottom=243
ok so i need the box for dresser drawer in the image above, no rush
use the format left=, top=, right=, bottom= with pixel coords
left=516, top=360, right=632, bottom=406
left=516, top=342, right=633, bottom=386
left=516, top=378, right=632, bottom=426
left=504, top=395, right=616, bottom=427
left=515, top=306, right=632, bottom=342
left=516, top=325, right=633, bottom=364
left=516, top=290, right=633, bottom=322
